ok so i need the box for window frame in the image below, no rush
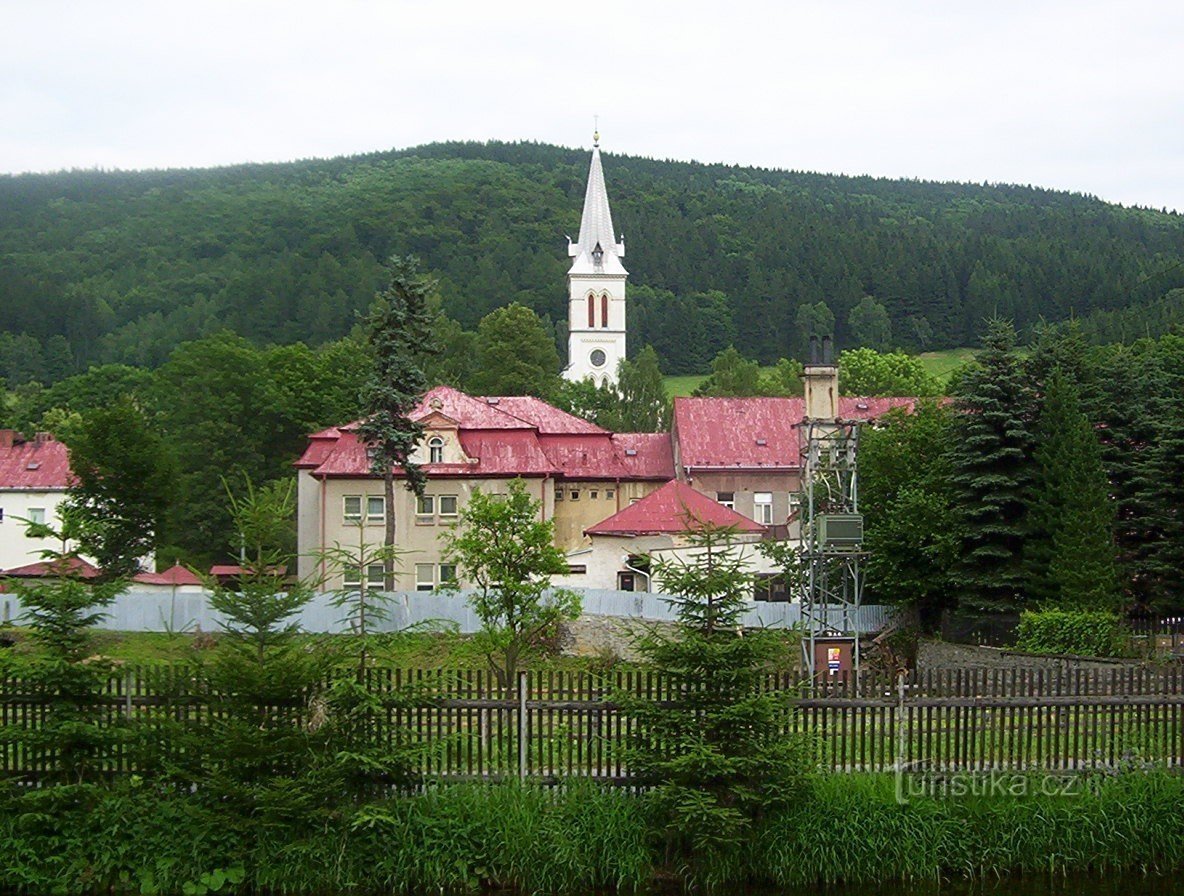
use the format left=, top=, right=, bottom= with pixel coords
left=343, top=495, right=362, bottom=522
left=427, top=436, right=444, bottom=464
left=754, top=492, right=774, bottom=525
left=366, top=495, right=385, bottom=522
left=415, top=563, right=436, bottom=592
left=438, top=494, right=459, bottom=518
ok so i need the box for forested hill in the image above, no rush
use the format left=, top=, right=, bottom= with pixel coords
left=3, top=139, right=1184, bottom=382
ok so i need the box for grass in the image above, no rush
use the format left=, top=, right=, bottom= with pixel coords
left=3, top=772, right=1181, bottom=892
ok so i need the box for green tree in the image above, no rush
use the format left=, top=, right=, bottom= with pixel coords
left=624, top=524, right=810, bottom=880
left=441, top=479, right=579, bottom=687
left=356, top=256, right=435, bottom=590
left=848, top=295, right=892, bottom=350
left=692, top=346, right=763, bottom=397
left=948, top=319, right=1037, bottom=614
left=838, top=348, right=942, bottom=396
left=1, top=519, right=125, bottom=784
left=794, top=301, right=835, bottom=359
left=469, top=303, right=563, bottom=398
left=613, top=345, right=670, bottom=431
left=859, top=403, right=960, bottom=628
left=760, top=357, right=804, bottom=396
left=1025, top=372, right=1119, bottom=608
left=61, top=397, right=174, bottom=580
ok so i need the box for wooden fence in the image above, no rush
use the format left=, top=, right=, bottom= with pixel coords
left=2, top=666, right=1183, bottom=782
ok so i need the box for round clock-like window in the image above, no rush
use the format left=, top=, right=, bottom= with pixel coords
left=590, top=349, right=607, bottom=368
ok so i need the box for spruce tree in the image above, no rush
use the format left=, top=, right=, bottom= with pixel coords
left=948, top=319, right=1037, bottom=614
left=357, top=256, right=435, bottom=590
left=1025, top=371, right=1119, bottom=608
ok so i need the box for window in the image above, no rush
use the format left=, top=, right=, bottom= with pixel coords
left=343, top=496, right=362, bottom=522
left=566, top=564, right=587, bottom=574
left=587, top=294, right=595, bottom=328
left=366, top=495, right=385, bottom=521
left=366, top=563, right=385, bottom=588
left=438, top=495, right=458, bottom=517
left=788, top=493, right=803, bottom=519
left=343, top=567, right=361, bottom=588
left=617, top=571, right=636, bottom=592
left=601, top=293, right=609, bottom=328
left=415, top=564, right=435, bottom=592
left=438, top=564, right=457, bottom=585
left=417, top=495, right=435, bottom=516
left=754, top=492, right=773, bottom=525
left=590, top=349, right=606, bottom=368
left=754, top=573, right=789, bottom=602
left=428, top=436, right=444, bottom=464
left=717, top=491, right=735, bottom=510
left=590, top=489, right=599, bottom=500
left=570, top=490, right=580, bottom=501
left=605, top=489, right=614, bottom=499
left=0, top=508, right=4, bottom=523
left=555, top=489, right=564, bottom=501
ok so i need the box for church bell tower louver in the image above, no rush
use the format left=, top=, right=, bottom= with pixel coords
left=563, top=131, right=627, bottom=387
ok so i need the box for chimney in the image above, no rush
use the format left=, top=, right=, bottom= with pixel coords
left=0, top=430, right=15, bottom=450
left=802, top=334, right=839, bottom=420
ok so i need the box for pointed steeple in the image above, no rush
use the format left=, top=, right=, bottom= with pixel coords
left=568, top=133, right=626, bottom=276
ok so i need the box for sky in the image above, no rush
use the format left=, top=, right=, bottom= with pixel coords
left=2, top=0, right=1182, bottom=211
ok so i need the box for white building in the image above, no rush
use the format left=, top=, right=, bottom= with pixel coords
left=0, top=430, right=71, bottom=572
left=564, top=132, right=627, bottom=388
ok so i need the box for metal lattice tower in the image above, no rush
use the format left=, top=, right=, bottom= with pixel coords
left=797, top=418, right=866, bottom=682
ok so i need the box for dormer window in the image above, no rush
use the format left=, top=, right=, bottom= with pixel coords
left=428, top=436, right=444, bottom=464
left=591, top=242, right=603, bottom=266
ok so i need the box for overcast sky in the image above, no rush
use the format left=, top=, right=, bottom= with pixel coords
left=2, top=1, right=1182, bottom=211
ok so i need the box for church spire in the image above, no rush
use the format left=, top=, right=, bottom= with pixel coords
left=568, top=133, right=626, bottom=276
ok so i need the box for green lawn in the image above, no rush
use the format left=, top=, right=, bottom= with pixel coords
left=916, top=347, right=976, bottom=383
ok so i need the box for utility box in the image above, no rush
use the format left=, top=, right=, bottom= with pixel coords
left=812, top=636, right=857, bottom=679
left=815, top=513, right=863, bottom=549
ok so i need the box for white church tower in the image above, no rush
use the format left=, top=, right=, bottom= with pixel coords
left=564, top=132, right=627, bottom=387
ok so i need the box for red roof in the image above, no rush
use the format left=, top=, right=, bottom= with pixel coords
left=133, top=564, right=202, bottom=586
left=0, top=431, right=71, bottom=490
left=673, top=397, right=919, bottom=470
left=586, top=480, right=765, bottom=536
left=2, top=556, right=99, bottom=579
left=485, top=396, right=608, bottom=434
left=302, top=387, right=672, bottom=483
left=410, top=386, right=533, bottom=430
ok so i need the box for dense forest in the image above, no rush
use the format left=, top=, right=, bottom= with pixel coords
left=3, top=140, right=1184, bottom=383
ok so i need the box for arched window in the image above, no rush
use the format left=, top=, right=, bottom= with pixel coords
left=428, top=436, right=444, bottom=464
left=601, top=293, right=609, bottom=328
left=587, top=294, right=595, bottom=329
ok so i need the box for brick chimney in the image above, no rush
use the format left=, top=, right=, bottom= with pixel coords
left=0, top=429, right=16, bottom=450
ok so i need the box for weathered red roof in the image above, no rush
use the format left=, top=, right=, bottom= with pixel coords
left=2, top=556, right=99, bottom=579
left=487, top=396, right=608, bottom=434
left=673, top=397, right=919, bottom=470
left=410, top=386, right=533, bottom=430
left=303, top=387, right=670, bottom=482
left=539, top=432, right=674, bottom=481
left=587, top=480, right=765, bottom=536
left=133, top=564, right=202, bottom=586
left=0, top=431, right=71, bottom=490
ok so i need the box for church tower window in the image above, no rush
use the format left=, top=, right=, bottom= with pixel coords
left=587, top=294, right=595, bottom=329
left=601, top=293, right=609, bottom=328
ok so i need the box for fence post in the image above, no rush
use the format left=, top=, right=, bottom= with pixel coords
left=896, top=670, right=907, bottom=772
left=518, top=670, right=528, bottom=781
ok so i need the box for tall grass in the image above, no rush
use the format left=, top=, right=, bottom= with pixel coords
left=2, top=773, right=1181, bottom=892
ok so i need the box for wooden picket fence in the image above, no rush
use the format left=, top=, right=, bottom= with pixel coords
left=2, top=665, right=1183, bottom=782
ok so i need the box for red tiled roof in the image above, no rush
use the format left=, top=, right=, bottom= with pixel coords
left=133, top=564, right=202, bottom=586
left=2, top=556, right=99, bottom=579
left=673, top=397, right=919, bottom=470
left=0, top=431, right=71, bottom=490
left=587, top=480, right=765, bottom=536
left=487, top=396, right=608, bottom=434
left=456, top=430, right=554, bottom=475
left=295, top=427, right=341, bottom=469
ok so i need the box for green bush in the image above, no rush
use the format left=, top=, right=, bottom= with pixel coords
left=1015, top=608, right=1128, bottom=657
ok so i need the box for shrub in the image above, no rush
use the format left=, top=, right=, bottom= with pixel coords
left=1015, top=608, right=1127, bottom=657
